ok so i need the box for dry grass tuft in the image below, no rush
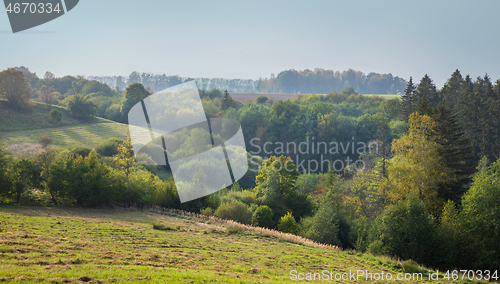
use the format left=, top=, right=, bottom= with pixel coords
left=150, top=206, right=339, bottom=251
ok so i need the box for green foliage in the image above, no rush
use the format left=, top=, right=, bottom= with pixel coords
left=0, top=143, right=13, bottom=202
left=11, top=159, right=42, bottom=204
left=400, top=77, right=416, bottom=121
left=49, top=108, right=62, bottom=123
left=215, top=200, right=253, bottom=224
left=277, top=212, right=299, bottom=235
left=252, top=205, right=274, bottom=228
left=459, top=158, right=500, bottom=270
left=301, top=184, right=350, bottom=248
left=258, top=69, right=407, bottom=94
left=432, top=105, right=475, bottom=203
left=384, top=112, right=452, bottom=216
left=69, top=146, right=92, bottom=158
left=220, top=90, right=237, bottom=111
left=254, top=156, right=315, bottom=222
left=48, top=150, right=120, bottom=206
left=200, top=207, right=215, bottom=216
left=256, top=96, right=269, bottom=104
left=95, top=137, right=124, bottom=157
left=369, top=195, right=437, bottom=266
left=120, top=83, right=150, bottom=121
left=0, top=68, right=32, bottom=109
left=151, top=178, right=178, bottom=208
left=294, top=173, right=321, bottom=195
left=199, top=89, right=222, bottom=100
left=66, top=94, right=98, bottom=119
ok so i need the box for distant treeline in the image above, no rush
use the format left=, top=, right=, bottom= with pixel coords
left=87, top=68, right=407, bottom=94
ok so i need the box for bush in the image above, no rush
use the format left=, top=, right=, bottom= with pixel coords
left=67, top=94, right=97, bottom=119
left=200, top=207, right=215, bottom=216
left=369, top=194, right=437, bottom=266
left=50, top=109, right=62, bottom=123
left=277, top=212, right=299, bottom=235
left=69, top=146, right=92, bottom=158
left=215, top=200, right=253, bottom=224
left=0, top=143, right=13, bottom=201
left=95, top=138, right=124, bottom=157
left=459, top=158, right=500, bottom=271
left=104, top=104, right=124, bottom=122
left=38, top=135, right=52, bottom=149
left=301, top=187, right=350, bottom=248
left=252, top=205, right=274, bottom=228
left=256, top=96, right=269, bottom=104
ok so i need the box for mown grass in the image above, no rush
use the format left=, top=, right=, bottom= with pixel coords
left=0, top=122, right=130, bottom=148
left=0, top=100, right=84, bottom=132
left=0, top=100, right=130, bottom=148
left=0, top=206, right=457, bottom=283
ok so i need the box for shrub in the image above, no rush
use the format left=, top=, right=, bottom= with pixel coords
left=69, top=146, right=92, bottom=158
left=277, top=212, right=299, bottom=235
left=66, top=94, right=97, bottom=119
left=50, top=109, right=63, bottom=123
left=256, top=96, right=269, bottom=104
left=252, top=205, right=274, bottom=228
left=369, top=194, right=437, bottom=266
left=153, top=224, right=175, bottom=231
left=200, top=207, right=215, bottom=216
left=38, top=135, right=52, bottom=149
left=95, top=138, right=124, bottom=157
left=104, top=104, right=124, bottom=122
left=0, top=143, right=13, bottom=201
left=215, top=200, right=252, bottom=224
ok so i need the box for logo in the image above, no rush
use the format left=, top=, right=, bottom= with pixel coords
left=4, top=0, right=79, bottom=33
left=127, top=81, right=249, bottom=203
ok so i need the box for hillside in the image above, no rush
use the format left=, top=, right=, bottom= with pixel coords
left=0, top=206, right=450, bottom=283
left=0, top=100, right=130, bottom=148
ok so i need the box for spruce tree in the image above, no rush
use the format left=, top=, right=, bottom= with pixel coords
left=416, top=74, right=440, bottom=108
left=441, top=69, right=464, bottom=111
left=455, top=75, right=479, bottom=155
left=432, top=105, right=475, bottom=204
left=476, top=75, right=500, bottom=160
left=417, top=94, right=433, bottom=116
left=221, top=90, right=233, bottom=111
left=400, top=77, right=416, bottom=121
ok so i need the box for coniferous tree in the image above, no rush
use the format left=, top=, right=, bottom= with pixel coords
left=220, top=90, right=233, bottom=111
left=400, top=77, right=416, bottom=121
left=455, top=75, right=480, bottom=154
left=432, top=105, right=475, bottom=203
left=416, top=74, right=440, bottom=109
left=441, top=69, right=464, bottom=111
left=417, top=94, right=433, bottom=116
left=476, top=75, right=500, bottom=160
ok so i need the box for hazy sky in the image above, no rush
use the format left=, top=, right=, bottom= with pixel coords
left=1, top=0, right=499, bottom=87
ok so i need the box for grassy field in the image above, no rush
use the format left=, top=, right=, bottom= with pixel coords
left=0, top=122, right=130, bottom=148
left=360, top=94, right=401, bottom=100
left=0, top=100, right=130, bottom=148
left=0, top=100, right=85, bottom=132
left=0, top=206, right=460, bottom=283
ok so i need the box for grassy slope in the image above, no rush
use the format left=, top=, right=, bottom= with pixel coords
left=0, top=206, right=453, bottom=284
left=360, top=94, right=400, bottom=100
left=0, top=100, right=129, bottom=147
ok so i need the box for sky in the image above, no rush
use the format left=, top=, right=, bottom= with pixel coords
left=1, top=0, right=499, bottom=88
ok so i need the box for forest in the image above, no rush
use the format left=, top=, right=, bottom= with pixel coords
left=1, top=66, right=500, bottom=274
left=89, top=68, right=407, bottom=94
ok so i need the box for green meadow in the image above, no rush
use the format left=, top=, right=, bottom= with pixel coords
left=0, top=100, right=129, bottom=148
left=0, top=206, right=453, bottom=283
